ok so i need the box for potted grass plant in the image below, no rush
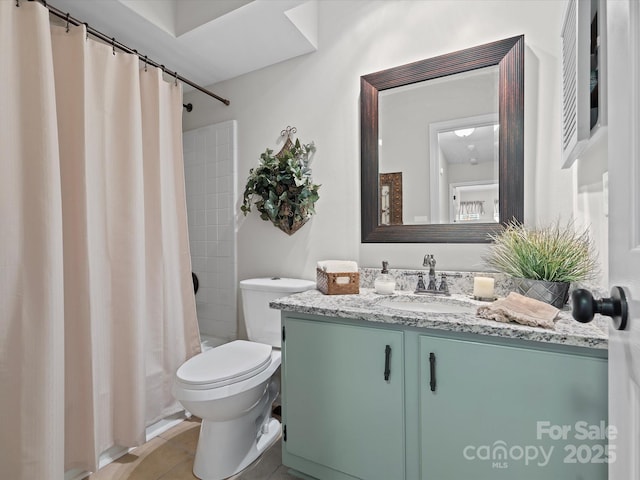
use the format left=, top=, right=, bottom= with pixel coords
left=241, top=127, right=320, bottom=235
left=483, top=220, right=598, bottom=308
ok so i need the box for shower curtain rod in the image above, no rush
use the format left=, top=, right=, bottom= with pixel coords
left=23, top=0, right=230, bottom=106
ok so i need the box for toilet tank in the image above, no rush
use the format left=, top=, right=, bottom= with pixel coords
left=240, top=277, right=316, bottom=347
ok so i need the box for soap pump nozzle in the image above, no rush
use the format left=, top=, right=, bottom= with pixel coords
left=381, top=260, right=389, bottom=274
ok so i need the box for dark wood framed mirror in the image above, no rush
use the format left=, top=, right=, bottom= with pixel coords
left=361, top=35, right=524, bottom=243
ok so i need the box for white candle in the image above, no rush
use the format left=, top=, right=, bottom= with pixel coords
left=473, top=276, right=495, bottom=299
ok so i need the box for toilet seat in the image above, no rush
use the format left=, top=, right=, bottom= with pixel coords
left=176, top=340, right=272, bottom=390
left=173, top=348, right=281, bottom=403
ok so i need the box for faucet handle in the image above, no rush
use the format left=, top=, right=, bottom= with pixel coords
left=438, top=273, right=449, bottom=293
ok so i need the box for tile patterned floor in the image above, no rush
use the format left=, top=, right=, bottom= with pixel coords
left=87, top=418, right=302, bottom=480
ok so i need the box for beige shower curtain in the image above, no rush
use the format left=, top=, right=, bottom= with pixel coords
left=0, top=2, right=201, bottom=478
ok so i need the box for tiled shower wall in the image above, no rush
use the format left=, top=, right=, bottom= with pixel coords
left=183, top=120, right=237, bottom=340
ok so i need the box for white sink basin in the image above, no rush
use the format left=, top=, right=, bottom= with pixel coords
left=377, top=298, right=476, bottom=314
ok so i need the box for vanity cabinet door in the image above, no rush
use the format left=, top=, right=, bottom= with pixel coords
left=419, top=335, right=607, bottom=480
left=282, top=317, right=405, bottom=480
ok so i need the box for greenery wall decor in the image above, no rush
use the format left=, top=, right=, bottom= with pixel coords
left=241, top=127, right=320, bottom=235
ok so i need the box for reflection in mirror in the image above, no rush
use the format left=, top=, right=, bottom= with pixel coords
left=379, top=172, right=402, bottom=225
left=361, top=35, right=524, bottom=243
left=379, top=67, right=499, bottom=225
left=431, top=114, right=499, bottom=224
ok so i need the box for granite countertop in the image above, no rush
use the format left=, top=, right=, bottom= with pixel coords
left=270, top=288, right=609, bottom=350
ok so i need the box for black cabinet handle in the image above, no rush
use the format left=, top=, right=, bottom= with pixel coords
left=429, top=352, right=436, bottom=392
left=384, top=345, right=391, bottom=381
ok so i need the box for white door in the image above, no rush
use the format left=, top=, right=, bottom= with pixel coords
left=607, top=1, right=640, bottom=477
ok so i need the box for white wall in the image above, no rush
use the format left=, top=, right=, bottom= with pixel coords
left=182, top=1, right=607, bottom=317
left=573, top=133, right=608, bottom=287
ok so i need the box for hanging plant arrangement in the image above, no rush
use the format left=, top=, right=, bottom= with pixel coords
left=241, top=127, right=320, bottom=235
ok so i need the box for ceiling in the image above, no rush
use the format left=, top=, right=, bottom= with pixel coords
left=438, top=125, right=498, bottom=166
left=50, top=0, right=318, bottom=92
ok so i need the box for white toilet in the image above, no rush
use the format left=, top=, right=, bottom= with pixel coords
left=172, top=277, right=316, bottom=480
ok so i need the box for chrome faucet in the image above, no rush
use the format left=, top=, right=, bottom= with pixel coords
left=405, top=254, right=450, bottom=295
left=423, top=254, right=437, bottom=291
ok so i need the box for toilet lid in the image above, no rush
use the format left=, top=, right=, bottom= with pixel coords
left=176, top=340, right=272, bottom=388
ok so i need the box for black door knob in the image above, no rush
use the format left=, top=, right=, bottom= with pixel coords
left=571, top=286, right=628, bottom=330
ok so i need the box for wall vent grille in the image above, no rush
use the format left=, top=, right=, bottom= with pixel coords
left=561, top=0, right=591, bottom=168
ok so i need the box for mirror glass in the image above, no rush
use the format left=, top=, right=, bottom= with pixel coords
left=378, top=66, right=499, bottom=225
left=361, top=35, right=524, bottom=243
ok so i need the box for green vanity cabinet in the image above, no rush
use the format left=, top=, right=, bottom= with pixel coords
left=419, top=335, right=608, bottom=480
left=281, top=315, right=405, bottom=480
left=279, top=311, right=608, bottom=480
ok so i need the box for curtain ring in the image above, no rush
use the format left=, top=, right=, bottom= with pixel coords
left=84, top=22, right=88, bottom=40
left=111, top=37, right=116, bottom=55
left=15, top=0, right=19, bottom=7
left=174, top=71, right=178, bottom=86
left=144, top=55, right=148, bottom=72
left=65, top=13, right=70, bottom=33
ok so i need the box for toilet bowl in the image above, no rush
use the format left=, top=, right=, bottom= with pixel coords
left=172, top=277, right=315, bottom=480
left=173, top=341, right=282, bottom=479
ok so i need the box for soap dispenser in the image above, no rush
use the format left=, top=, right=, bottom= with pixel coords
left=374, top=261, right=396, bottom=295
